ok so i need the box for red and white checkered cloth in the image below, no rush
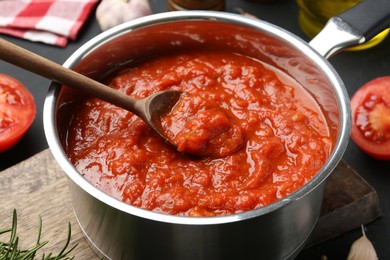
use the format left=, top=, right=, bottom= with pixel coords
left=0, top=0, right=99, bottom=47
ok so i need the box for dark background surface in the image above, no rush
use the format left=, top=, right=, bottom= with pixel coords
left=1, top=0, right=389, bottom=259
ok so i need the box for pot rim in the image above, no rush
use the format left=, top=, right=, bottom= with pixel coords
left=43, top=11, right=351, bottom=225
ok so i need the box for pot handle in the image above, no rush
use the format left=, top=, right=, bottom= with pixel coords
left=309, top=0, right=390, bottom=58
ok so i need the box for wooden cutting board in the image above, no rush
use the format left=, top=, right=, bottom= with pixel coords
left=0, top=149, right=382, bottom=258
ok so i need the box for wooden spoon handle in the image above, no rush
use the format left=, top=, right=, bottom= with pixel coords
left=0, top=38, right=139, bottom=113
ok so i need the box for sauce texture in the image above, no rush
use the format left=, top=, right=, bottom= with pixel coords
left=65, top=49, right=332, bottom=216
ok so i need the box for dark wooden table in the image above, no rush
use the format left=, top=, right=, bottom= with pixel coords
left=1, top=0, right=389, bottom=259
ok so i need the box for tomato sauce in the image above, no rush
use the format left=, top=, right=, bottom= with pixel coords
left=65, top=49, right=332, bottom=216
left=163, top=96, right=245, bottom=157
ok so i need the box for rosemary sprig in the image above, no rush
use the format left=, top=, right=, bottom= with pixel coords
left=0, top=209, right=78, bottom=260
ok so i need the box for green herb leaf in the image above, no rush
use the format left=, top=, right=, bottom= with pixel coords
left=0, top=209, right=78, bottom=260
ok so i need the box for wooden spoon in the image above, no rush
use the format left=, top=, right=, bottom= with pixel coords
left=0, top=38, right=182, bottom=147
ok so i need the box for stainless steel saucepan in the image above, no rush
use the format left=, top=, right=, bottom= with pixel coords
left=43, top=1, right=390, bottom=259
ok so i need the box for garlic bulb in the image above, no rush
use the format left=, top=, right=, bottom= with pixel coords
left=96, top=0, right=152, bottom=31
left=347, top=226, right=378, bottom=260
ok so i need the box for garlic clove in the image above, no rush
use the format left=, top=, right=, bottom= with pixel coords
left=347, top=226, right=378, bottom=260
left=96, top=0, right=152, bottom=31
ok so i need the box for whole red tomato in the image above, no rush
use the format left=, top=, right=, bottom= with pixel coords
left=0, top=74, right=36, bottom=152
left=350, top=76, right=390, bottom=160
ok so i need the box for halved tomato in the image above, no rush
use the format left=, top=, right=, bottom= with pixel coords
left=0, top=74, right=36, bottom=152
left=350, top=76, right=390, bottom=160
